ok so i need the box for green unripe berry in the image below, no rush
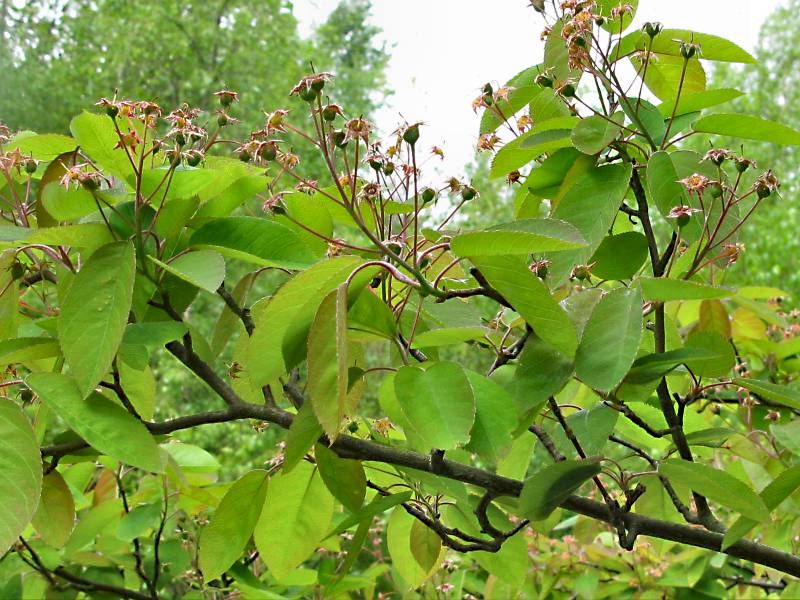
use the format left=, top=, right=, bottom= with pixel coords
left=421, top=187, right=436, bottom=204
left=24, top=159, right=37, bottom=174
left=299, top=85, right=318, bottom=102
left=560, top=83, right=577, bottom=98
left=331, top=130, right=348, bottom=148
left=310, top=78, right=326, bottom=93
left=756, top=184, right=772, bottom=199
left=461, top=186, right=477, bottom=201
left=238, top=149, right=251, bottom=162
left=535, top=73, right=553, bottom=88
left=186, top=152, right=202, bottom=167
left=217, top=113, right=229, bottom=127
left=259, top=145, right=277, bottom=161
left=382, top=162, right=395, bottom=176
left=677, top=214, right=691, bottom=228
left=322, top=106, right=338, bottom=122
left=175, top=132, right=186, bottom=147
left=369, top=276, right=382, bottom=289
left=106, top=105, right=119, bottom=118
left=643, top=22, right=663, bottom=38
left=483, top=93, right=494, bottom=106
left=708, top=182, right=723, bottom=198
left=403, top=124, right=420, bottom=146
left=20, top=389, right=33, bottom=403
left=368, top=158, right=382, bottom=171
left=384, top=241, right=402, bottom=256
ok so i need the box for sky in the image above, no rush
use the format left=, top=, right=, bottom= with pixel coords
left=295, top=0, right=786, bottom=177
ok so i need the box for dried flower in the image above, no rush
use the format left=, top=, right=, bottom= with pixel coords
left=755, top=170, right=779, bottom=198
left=344, top=117, right=371, bottom=143
left=477, top=133, right=501, bottom=152
left=678, top=173, right=712, bottom=193
left=667, top=205, right=701, bottom=219
left=703, top=148, right=732, bottom=166
left=213, top=89, right=239, bottom=107
left=430, top=145, right=445, bottom=160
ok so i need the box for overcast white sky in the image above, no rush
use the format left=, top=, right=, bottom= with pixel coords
left=295, top=0, right=785, bottom=176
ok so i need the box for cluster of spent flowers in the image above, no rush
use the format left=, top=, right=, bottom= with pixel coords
left=95, top=97, right=162, bottom=124
left=0, top=147, right=38, bottom=176
left=0, top=122, right=11, bottom=145
left=289, top=72, right=333, bottom=103
left=59, top=163, right=106, bottom=190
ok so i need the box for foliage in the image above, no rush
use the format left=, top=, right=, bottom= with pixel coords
left=2, top=1, right=800, bottom=598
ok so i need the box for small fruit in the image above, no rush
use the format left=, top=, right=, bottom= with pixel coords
left=461, top=186, right=477, bottom=201
left=331, top=130, right=348, bottom=148
left=19, top=389, right=33, bottom=404
left=421, top=187, right=436, bottom=204
left=238, top=149, right=251, bottom=162
left=217, top=113, right=229, bottom=127
left=322, top=105, right=338, bottom=121
left=24, top=159, right=37, bottom=174
left=643, top=22, right=663, bottom=38
left=384, top=241, right=402, bottom=255
left=382, top=162, right=395, bottom=176
left=175, top=132, right=186, bottom=147
left=708, top=182, right=723, bottom=198
left=680, top=42, right=698, bottom=60
left=535, top=73, right=553, bottom=88
left=677, top=213, right=691, bottom=228
left=186, top=151, right=202, bottom=167
left=559, top=83, right=576, bottom=98
left=106, top=105, right=119, bottom=118
left=259, top=144, right=277, bottom=161
left=81, top=177, right=100, bottom=191
left=310, top=78, right=325, bottom=93
left=402, top=124, right=420, bottom=146
left=368, top=158, right=382, bottom=171
left=756, top=183, right=772, bottom=199
left=299, top=85, right=318, bottom=102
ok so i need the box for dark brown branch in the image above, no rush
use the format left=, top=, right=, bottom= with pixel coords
left=216, top=283, right=254, bottom=336
left=38, top=342, right=800, bottom=577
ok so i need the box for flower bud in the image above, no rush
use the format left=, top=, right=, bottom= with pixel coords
left=217, top=112, right=229, bottom=127
left=322, top=105, right=339, bottom=122
left=679, top=41, right=699, bottom=60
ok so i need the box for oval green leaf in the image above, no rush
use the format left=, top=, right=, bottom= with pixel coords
left=519, top=458, right=601, bottom=521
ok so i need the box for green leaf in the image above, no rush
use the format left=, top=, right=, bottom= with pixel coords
left=658, top=459, right=769, bottom=521
left=26, top=223, right=115, bottom=248
left=70, top=112, right=135, bottom=184
left=657, top=88, right=744, bottom=117
left=315, top=444, right=366, bottom=513
left=480, top=65, right=543, bottom=134
left=451, top=218, right=586, bottom=257
left=27, top=373, right=162, bottom=473
left=0, top=399, right=42, bottom=555
left=647, top=151, right=690, bottom=219
left=116, top=502, right=161, bottom=540
left=692, top=113, right=800, bottom=145
left=245, top=256, right=365, bottom=388
left=548, top=163, right=633, bottom=282
left=393, top=362, right=475, bottom=451
left=615, top=29, right=756, bottom=64
left=348, top=289, right=396, bottom=340
left=571, top=113, right=624, bottom=155
left=58, top=241, right=135, bottom=396
left=732, top=378, right=800, bottom=411
left=122, top=322, right=187, bottom=349
left=722, top=465, right=800, bottom=550
left=635, top=54, right=707, bottom=102
left=31, top=471, right=75, bottom=548
left=464, top=371, right=517, bottom=463
left=511, top=336, right=574, bottom=413
left=327, top=492, right=413, bottom=538
left=469, top=255, right=578, bottom=357
left=575, top=287, right=643, bottom=392
left=626, top=348, right=725, bottom=384
left=410, top=520, right=441, bottom=572
left=254, top=461, right=334, bottom=581
left=7, top=133, right=77, bottom=161
left=283, top=402, right=323, bottom=473
left=190, top=216, right=316, bottom=269
left=387, top=506, right=438, bottom=589
left=640, top=278, right=733, bottom=301
left=411, top=326, right=487, bottom=349
left=589, top=232, right=649, bottom=280
left=308, top=285, right=350, bottom=440
left=490, top=117, right=577, bottom=178
left=684, top=331, right=735, bottom=378
left=149, top=250, right=225, bottom=294
left=622, top=98, right=666, bottom=145
left=199, top=470, right=269, bottom=581
left=0, top=337, right=61, bottom=365
left=552, top=403, right=618, bottom=458
left=519, top=459, right=601, bottom=521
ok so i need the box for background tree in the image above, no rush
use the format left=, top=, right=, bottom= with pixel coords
left=0, top=0, right=388, bottom=134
